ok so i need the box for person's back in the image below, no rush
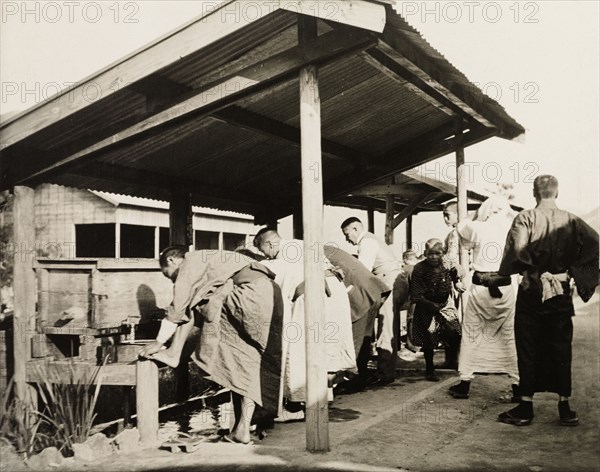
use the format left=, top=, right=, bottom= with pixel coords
left=497, top=175, right=599, bottom=427
left=500, top=204, right=597, bottom=297
left=324, top=244, right=389, bottom=320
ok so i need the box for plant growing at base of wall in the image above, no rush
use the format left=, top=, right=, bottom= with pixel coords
left=0, top=377, right=55, bottom=458
left=35, top=360, right=105, bottom=455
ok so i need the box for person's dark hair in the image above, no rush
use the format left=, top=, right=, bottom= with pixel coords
left=533, top=175, right=559, bottom=199
left=253, top=227, right=278, bottom=248
left=340, top=217, right=362, bottom=229
left=159, top=245, right=188, bottom=267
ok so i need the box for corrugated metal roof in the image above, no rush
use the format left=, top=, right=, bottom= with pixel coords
left=89, top=190, right=254, bottom=219
left=1, top=2, right=525, bottom=220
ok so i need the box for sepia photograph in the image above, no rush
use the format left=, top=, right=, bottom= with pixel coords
left=1, top=1, right=598, bottom=471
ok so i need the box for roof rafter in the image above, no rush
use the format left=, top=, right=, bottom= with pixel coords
left=13, top=28, right=378, bottom=187
left=211, top=105, right=368, bottom=165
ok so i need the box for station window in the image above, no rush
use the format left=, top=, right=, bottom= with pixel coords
left=195, top=230, right=219, bottom=250
left=75, top=223, right=116, bottom=257
left=158, top=227, right=170, bottom=253
left=223, top=233, right=246, bottom=251
left=120, top=224, right=155, bottom=258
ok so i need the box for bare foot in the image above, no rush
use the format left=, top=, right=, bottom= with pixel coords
left=229, top=429, right=252, bottom=445
left=149, top=349, right=180, bottom=368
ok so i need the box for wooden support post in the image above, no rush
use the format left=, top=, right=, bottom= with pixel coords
left=406, top=214, right=413, bottom=252
left=12, top=186, right=36, bottom=404
left=169, top=189, right=192, bottom=248
left=37, top=268, right=49, bottom=328
left=385, top=195, right=395, bottom=245
left=367, top=207, right=375, bottom=234
left=154, top=227, right=160, bottom=259
left=136, top=360, right=159, bottom=446
left=299, top=15, right=329, bottom=453
left=122, top=386, right=133, bottom=430
left=293, top=210, right=303, bottom=239
left=115, top=222, right=121, bottom=259
left=455, top=143, right=469, bottom=317
left=168, top=189, right=191, bottom=400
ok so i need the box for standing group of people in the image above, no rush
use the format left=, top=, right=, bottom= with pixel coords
left=139, top=175, right=598, bottom=442
left=444, top=175, right=598, bottom=428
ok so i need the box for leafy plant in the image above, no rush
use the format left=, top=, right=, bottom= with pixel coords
left=0, top=377, right=54, bottom=457
left=35, top=360, right=105, bottom=454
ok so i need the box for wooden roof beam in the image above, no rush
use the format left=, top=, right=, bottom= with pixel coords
left=392, top=192, right=434, bottom=227
left=129, top=74, right=192, bottom=114
left=349, top=183, right=433, bottom=197
left=211, top=105, right=368, bottom=165
left=365, top=42, right=495, bottom=129
left=0, top=0, right=247, bottom=150
left=12, top=28, right=377, bottom=187
left=267, top=123, right=497, bottom=220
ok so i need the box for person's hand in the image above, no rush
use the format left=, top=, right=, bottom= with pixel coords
left=427, top=318, right=438, bottom=334
left=454, top=281, right=467, bottom=293
left=139, top=341, right=164, bottom=359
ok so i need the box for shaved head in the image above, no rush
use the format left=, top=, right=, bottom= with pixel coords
left=425, top=238, right=444, bottom=252
left=533, top=175, right=559, bottom=200
left=253, top=227, right=282, bottom=259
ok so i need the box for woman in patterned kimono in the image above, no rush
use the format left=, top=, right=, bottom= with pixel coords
left=410, top=239, right=465, bottom=381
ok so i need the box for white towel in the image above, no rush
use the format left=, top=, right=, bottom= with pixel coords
left=540, top=272, right=569, bottom=302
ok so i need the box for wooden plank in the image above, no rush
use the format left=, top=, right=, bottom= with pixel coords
left=169, top=189, right=192, bottom=248
left=37, top=269, right=50, bottom=329
left=212, top=106, right=367, bottom=165
left=299, top=16, right=329, bottom=452
left=34, top=259, right=97, bottom=270
left=42, top=326, right=126, bottom=336
left=280, top=0, right=386, bottom=33
left=350, top=184, right=431, bottom=197
left=400, top=170, right=488, bottom=203
left=136, top=360, right=159, bottom=446
left=326, top=123, right=496, bottom=200
left=90, top=269, right=102, bottom=328
left=360, top=50, right=455, bottom=117
left=367, top=207, right=375, bottom=233
left=385, top=195, right=395, bottom=245
left=154, top=227, right=160, bottom=259
left=96, top=258, right=161, bottom=270
left=368, top=42, right=495, bottom=128
left=392, top=193, right=433, bottom=228
left=0, top=0, right=257, bottom=150
left=455, top=142, right=469, bottom=317
left=406, top=214, right=413, bottom=249
left=12, top=186, right=36, bottom=403
left=26, top=360, right=137, bottom=386
left=114, top=223, right=121, bottom=259
left=293, top=210, right=304, bottom=239
left=18, top=27, right=377, bottom=186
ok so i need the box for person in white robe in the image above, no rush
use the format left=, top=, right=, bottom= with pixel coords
left=253, top=229, right=356, bottom=408
left=448, top=196, right=520, bottom=400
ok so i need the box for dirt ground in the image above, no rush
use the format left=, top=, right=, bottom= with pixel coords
left=54, top=291, right=600, bottom=472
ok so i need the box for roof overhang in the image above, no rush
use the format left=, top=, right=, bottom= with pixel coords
left=0, top=1, right=524, bottom=222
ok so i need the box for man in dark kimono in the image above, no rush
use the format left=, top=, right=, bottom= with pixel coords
left=497, top=175, right=598, bottom=426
